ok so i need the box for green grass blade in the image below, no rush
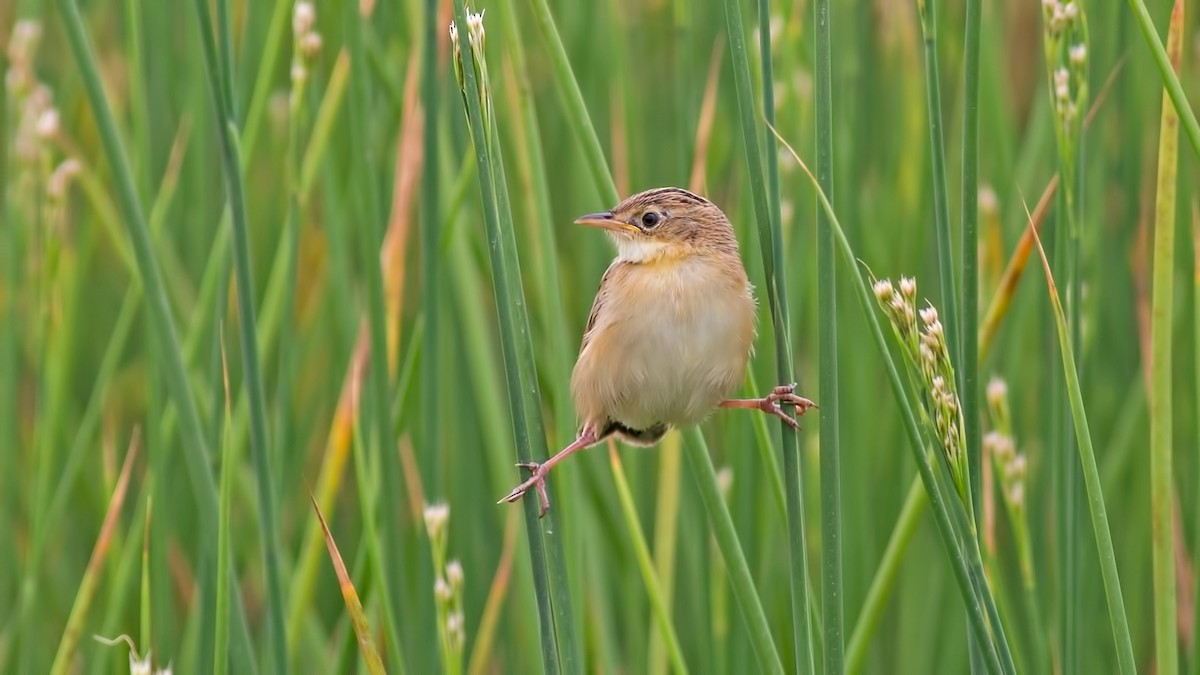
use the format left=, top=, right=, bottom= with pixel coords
left=419, top=0, right=443, bottom=497
left=771, top=127, right=1008, bottom=675
left=1150, top=2, right=1183, bottom=673
left=1028, top=213, right=1137, bottom=675
left=342, top=3, right=408, bottom=668
left=449, top=4, right=572, bottom=672
left=188, top=0, right=288, bottom=669
left=916, top=0, right=961, bottom=373
left=810, top=0, right=843, bottom=667
left=47, top=433, right=138, bottom=675
left=1193, top=193, right=1200, bottom=675
left=1126, top=0, right=1200, bottom=163
left=215, top=342, right=234, bottom=675
left=845, top=477, right=927, bottom=675
left=310, top=492, right=388, bottom=675
left=722, top=0, right=816, bottom=670
left=960, top=0, right=982, bottom=522
left=523, top=0, right=618, bottom=205
left=53, top=0, right=255, bottom=663
left=608, top=445, right=690, bottom=675
left=683, top=427, right=785, bottom=675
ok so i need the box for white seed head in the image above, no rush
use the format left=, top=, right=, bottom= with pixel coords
left=899, top=276, right=916, bottom=299
left=448, top=21, right=460, bottom=49
left=130, top=651, right=152, bottom=675
left=424, top=503, right=450, bottom=540
left=465, top=8, right=486, bottom=51
left=293, top=2, right=315, bottom=37
left=47, top=158, right=81, bottom=200
left=919, top=306, right=938, bottom=326
left=1070, top=44, right=1087, bottom=67
left=1050, top=4, right=1066, bottom=31
left=986, top=377, right=1008, bottom=408
left=300, top=32, right=323, bottom=57
left=931, top=375, right=946, bottom=393
left=290, top=64, right=308, bottom=85
left=36, top=107, right=59, bottom=138
left=1007, top=482, right=1025, bottom=507
left=991, top=434, right=1015, bottom=462
left=920, top=343, right=936, bottom=369
left=1011, top=454, right=1027, bottom=477
left=446, top=560, right=464, bottom=590
left=926, top=320, right=944, bottom=339
left=979, top=185, right=998, bottom=213
left=1063, top=1, right=1078, bottom=20
left=435, top=577, right=453, bottom=603
left=873, top=279, right=895, bottom=302
left=983, top=431, right=1004, bottom=453
left=7, top=20, right=42, bottom=65
left=1041, top=0, right=1057, bottom=13
left=1054, top=67, right=1070, bottom=89
left=447, top=611, right=466, bottom=647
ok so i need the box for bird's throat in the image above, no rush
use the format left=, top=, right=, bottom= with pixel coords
left=612, top=234, right=676, bottom=264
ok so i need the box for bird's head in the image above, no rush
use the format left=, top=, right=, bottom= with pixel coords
left=575, top=187, right=740, bottom=263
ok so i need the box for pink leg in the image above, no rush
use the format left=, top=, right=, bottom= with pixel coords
left=499, top=426, right=601, bottom=517
left=720, top=383, right=816, bottom=429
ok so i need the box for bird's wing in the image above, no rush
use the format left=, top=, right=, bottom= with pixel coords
left=579, top=259, right=627, bottom=354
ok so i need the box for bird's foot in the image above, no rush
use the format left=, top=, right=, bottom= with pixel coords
left=499, top=462, right=551, bottom=518
left=760, top=383, right=817, bottom=428
left=721, top=383, right=816, bottom=429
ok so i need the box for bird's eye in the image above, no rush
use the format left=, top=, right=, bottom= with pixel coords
left=641, top=212, right=661, bottom=228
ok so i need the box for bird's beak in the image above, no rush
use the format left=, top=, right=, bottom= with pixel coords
left=575, top=212, right=640, bottom=234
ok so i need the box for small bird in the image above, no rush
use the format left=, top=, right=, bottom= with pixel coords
left=501, top=187, right=814, bottom=516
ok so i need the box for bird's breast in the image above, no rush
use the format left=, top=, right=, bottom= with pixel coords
left=571, top=256, right=756, bottom=431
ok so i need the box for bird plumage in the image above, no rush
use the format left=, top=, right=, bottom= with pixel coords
left=501, top=186, right=812, bottom=517
left=570, top=187, right=756, bottom=445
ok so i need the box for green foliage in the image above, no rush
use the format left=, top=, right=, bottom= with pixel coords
left=3, top=0, right=1197, bottom=673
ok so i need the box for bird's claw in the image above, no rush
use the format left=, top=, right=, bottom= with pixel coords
left=762, top=384, right=817, bottom=427
left=499, top=462, right=551, bottom=518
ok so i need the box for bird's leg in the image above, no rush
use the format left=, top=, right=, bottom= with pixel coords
left=499, top=427, right=601, bottom=517
left=720, top=383, right=816, bottom=429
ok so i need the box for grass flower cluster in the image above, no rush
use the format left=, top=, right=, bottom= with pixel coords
left=873, top=277, right=969, bottom=506
left=425, top=504, right=466, bottom=675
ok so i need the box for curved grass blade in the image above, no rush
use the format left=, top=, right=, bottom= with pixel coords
left=310, top=492, right=388, bottom=675
left=1027, top=208, right=1137, bottom=675
left=1126, top=0, right=1200, bottom=163
left=770, top=125, right=1010, bottom=675
left=48, top=429, right=139, bottom=675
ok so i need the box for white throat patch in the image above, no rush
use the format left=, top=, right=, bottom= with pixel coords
left=612, top=234, right=669, bottom=263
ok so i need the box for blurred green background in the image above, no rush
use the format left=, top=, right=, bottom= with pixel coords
left=2, top=0, right=1199, bottom=673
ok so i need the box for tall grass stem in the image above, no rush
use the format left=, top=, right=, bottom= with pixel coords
left=723, top=0, right=816, bottom=669
left=1150, top=2, right=1184, bottom=673
left=810, top=0, right=844, bottom=667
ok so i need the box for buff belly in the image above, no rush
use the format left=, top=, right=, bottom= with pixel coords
left=570, top=259, right=756, bottom=436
